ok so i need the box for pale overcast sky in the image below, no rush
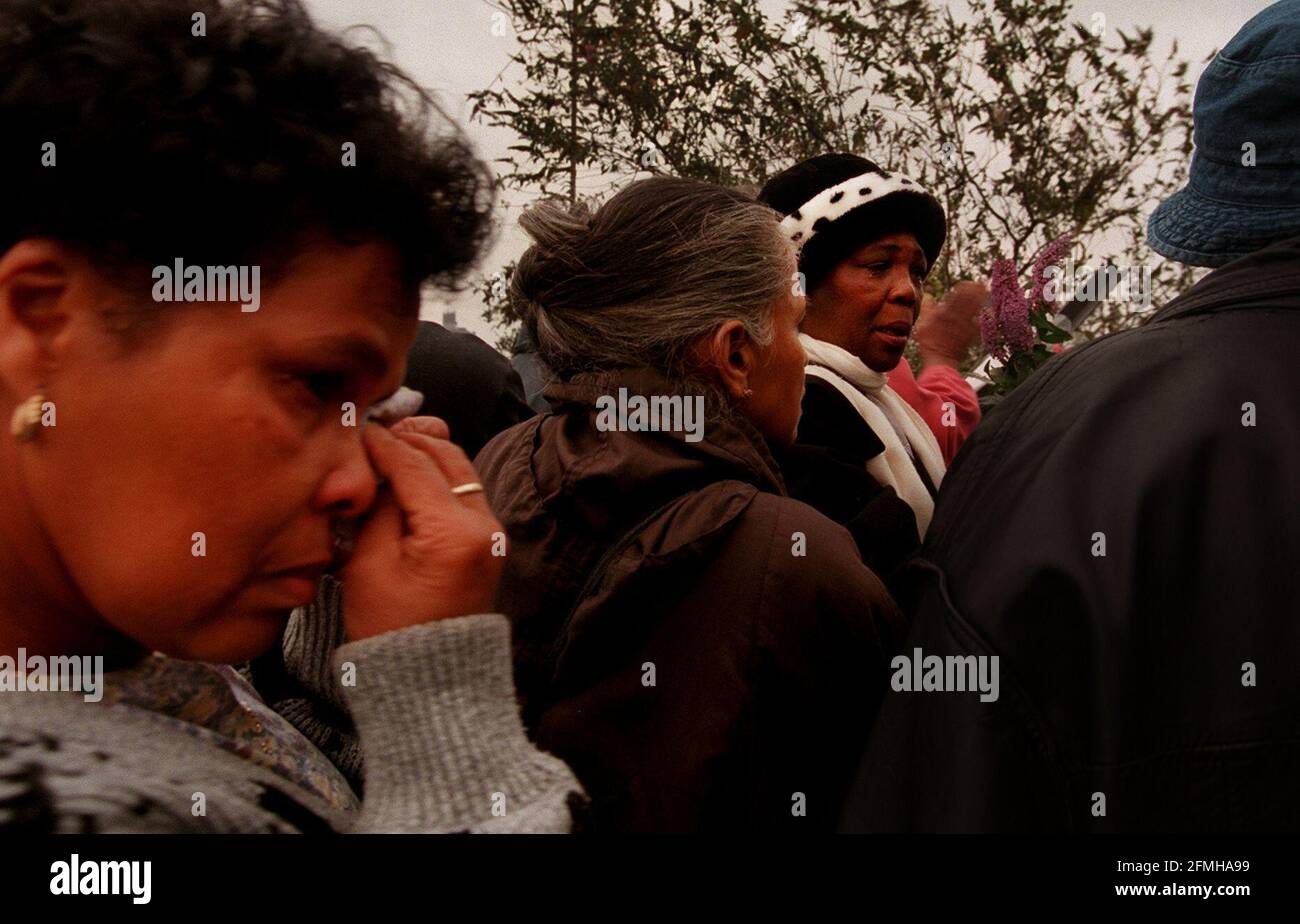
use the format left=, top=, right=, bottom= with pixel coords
left=305, top=0, right=1277, bottom=345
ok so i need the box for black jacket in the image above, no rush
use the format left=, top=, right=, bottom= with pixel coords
left=840, top=236, right=1300, bottom=832
left=776, top=377, right=925, bottom=585
left=402, top=321, right=533, bottom=459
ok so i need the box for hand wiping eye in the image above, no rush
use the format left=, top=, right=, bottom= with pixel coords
left=329, top=387, right=424, bottom=563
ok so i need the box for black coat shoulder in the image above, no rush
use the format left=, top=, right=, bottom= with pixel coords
left=843, top=241, right=1300, bottom=832
left=402, top=321, right=534, bottom=459
left=777, top=375, right=920, bottom=582
left=797, top=376, right=887, bottom=460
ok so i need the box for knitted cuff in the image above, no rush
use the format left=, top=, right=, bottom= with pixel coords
left=336, top=613, right=578, bottom=833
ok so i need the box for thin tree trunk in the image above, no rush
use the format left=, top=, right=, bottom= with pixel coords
left=568, top=1, right=579, bottom=205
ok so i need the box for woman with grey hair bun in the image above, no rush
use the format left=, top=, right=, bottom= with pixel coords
left=476, top=176, right=905, bottom=832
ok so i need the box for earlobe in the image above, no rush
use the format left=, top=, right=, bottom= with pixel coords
left=717, top=320, right=754, bottom=401
left=693, top=319, right=757, bottom=402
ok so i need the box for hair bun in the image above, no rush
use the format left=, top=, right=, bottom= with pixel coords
left=511, top=200, right=594, bottom=322
left=507, top=177, right=789, bottom=382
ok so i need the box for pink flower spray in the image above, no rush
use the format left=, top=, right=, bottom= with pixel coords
left=982, top=258, right=1032, bottom=362
left=981, top=234, right=1074, bottom=362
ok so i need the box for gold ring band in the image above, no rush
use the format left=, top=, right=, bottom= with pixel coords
left=449, top=482, right=485, bottom=496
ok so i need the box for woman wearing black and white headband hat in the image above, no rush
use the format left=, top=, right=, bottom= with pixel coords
left=760, top=153, right=976, bottom=553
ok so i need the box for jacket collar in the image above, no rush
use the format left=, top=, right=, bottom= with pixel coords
left=543, top=366, right=786, bottom=497
left=1150, top=234, right=1300, bottom=324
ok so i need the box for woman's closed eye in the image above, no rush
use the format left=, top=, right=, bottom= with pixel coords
left=281, top=368, right=353, bottom=405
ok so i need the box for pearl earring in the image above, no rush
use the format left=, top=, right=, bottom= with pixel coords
left=10, top=394, right=45, bottom=442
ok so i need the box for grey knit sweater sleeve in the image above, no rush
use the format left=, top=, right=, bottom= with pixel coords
left=0, top=594, right=583, bottom=833
left=260, top=576, right=583, bottom=832
left=253, top=575, right=583, bottom=832
left=337, top=614, right=579, bottom=832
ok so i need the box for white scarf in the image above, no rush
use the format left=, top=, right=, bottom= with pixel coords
left=799, top=333, right=947, bottom=536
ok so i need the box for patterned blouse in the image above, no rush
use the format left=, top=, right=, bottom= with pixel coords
left=99, top=654, right=358, bottom=813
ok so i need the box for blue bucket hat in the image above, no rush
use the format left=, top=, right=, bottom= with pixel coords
left=1147, top=0, right=1300, bottom=267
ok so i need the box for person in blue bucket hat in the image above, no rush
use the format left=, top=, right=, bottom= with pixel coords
left=1148, top=0, right=1300, bottom=266
left=840, top=0, right=1300, bottom=832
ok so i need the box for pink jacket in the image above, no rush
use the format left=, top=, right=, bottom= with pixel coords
left=886, top=361, right=981, bottom=466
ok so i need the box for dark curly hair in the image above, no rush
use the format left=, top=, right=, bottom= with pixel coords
left=0, top=0, right=493, bottom=299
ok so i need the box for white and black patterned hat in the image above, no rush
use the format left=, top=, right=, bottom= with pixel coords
left=759, top=153, right=946, bottom=291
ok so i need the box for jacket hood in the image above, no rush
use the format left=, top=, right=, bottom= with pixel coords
left=528, top=366, right=786, bottom=516
left=476, top=365, right=793, bottom=719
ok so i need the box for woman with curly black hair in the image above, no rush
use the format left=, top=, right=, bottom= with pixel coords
left=0, top=0, right=580, bottom=832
